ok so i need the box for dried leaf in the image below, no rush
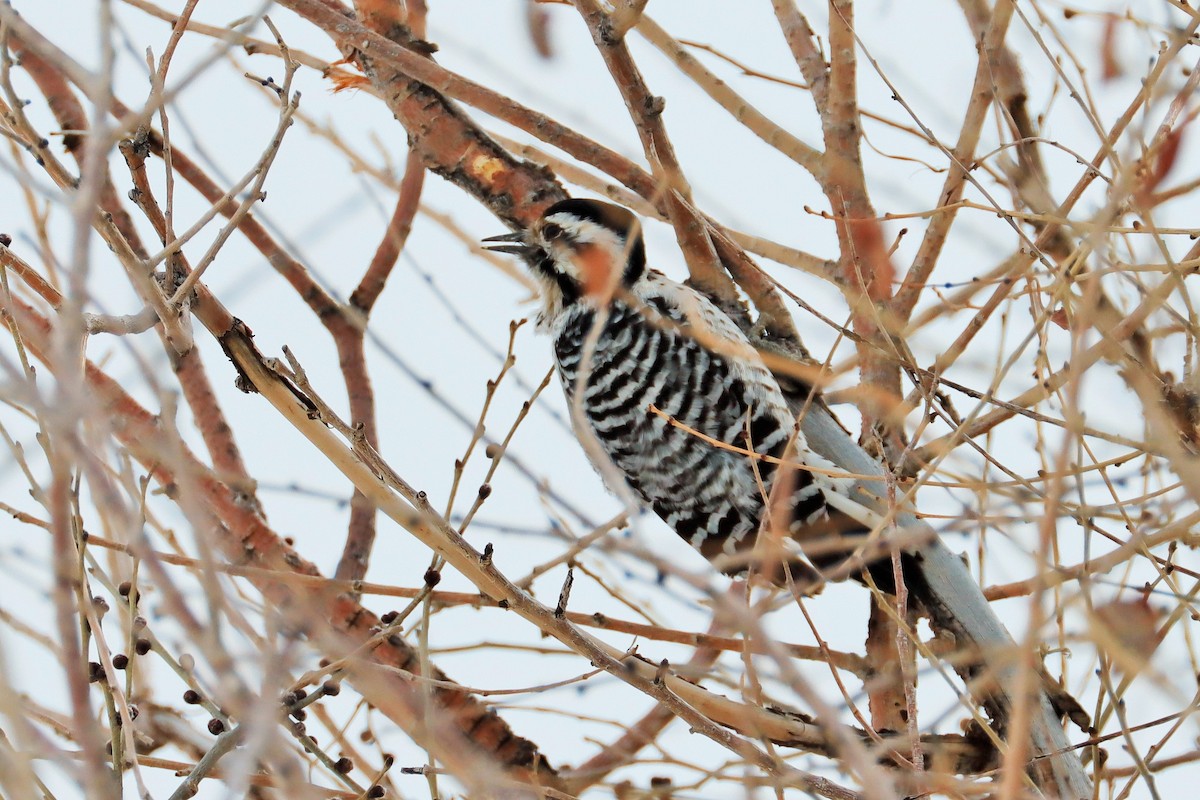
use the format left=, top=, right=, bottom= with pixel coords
left=1149, top=126, right=1186, bottom=192
left=1101, top=14, right=1123, bottom=82
left=329, top=70, right=371, bottom=93
left=1090, top=598, right=1163, bottom=673
left=527, top=0, right=554, bottom=59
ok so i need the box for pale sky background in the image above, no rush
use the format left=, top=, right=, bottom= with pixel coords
left=1, top=1, right=1197, bottom=797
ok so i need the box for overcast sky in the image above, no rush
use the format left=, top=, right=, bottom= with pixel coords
left=2, top=2, right=1197, bottom=797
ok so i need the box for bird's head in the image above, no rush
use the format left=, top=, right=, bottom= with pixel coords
left=484, top=199, right=646, bottom=310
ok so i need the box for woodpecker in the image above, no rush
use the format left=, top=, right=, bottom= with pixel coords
left=486, top=199, right=895, bottom=590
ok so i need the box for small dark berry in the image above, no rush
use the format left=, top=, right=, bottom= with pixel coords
left=335, top=757, right=353, bottom=774
left=367, top=785, right=385, bottom=798
left=322, top=681, right=340, bottom=696
left=88, top=662, right=104, bottom=683
left=134, top=639, right=151, bottom=656
left=183, top=690, right=201, bottom=704
left=207, top=718, right=225, bottom=735
left=112, top=654, right=129, bottom=670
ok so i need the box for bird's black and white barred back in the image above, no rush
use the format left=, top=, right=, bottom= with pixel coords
left=485, top=199, right=881, bottom=587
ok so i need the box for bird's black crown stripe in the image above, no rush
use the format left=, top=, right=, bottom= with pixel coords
left=542, top=199, right=646, bottom=284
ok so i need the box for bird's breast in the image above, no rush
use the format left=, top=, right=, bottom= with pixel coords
left=553, top=300, right=788, bottom=507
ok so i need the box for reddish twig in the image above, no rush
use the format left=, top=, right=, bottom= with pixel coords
left=570, top=0, right=738, bottom=315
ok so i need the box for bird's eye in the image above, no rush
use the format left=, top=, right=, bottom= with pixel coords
left=542, top=222, right=566, bottom=242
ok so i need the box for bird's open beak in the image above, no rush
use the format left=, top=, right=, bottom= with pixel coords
left=482, top=231, right=536, bottom=257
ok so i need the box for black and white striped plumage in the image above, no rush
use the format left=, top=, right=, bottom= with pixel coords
left=487, top=199, right=878, bottom=587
